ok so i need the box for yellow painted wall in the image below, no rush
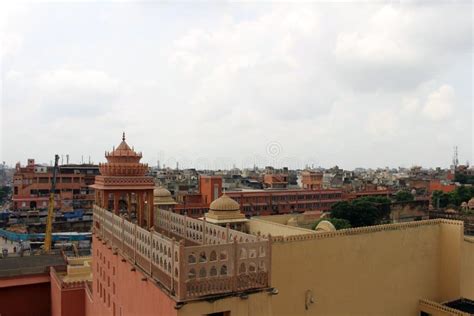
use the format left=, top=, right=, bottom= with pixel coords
left=269, top=221, right=464, bottom=316
left=461, top=237, right=474, bottom=299
left=438, top=222, right=463, bottom=301
left=178, top=291, right=273, bottom=316
left=247, top=218, right=317, bottom=237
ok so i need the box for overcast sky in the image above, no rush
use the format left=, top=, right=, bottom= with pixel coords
left=0, top=1, right=472, bottom=170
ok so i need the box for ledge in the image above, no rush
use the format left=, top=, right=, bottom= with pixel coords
left=271, top=219, right=463, bottom=243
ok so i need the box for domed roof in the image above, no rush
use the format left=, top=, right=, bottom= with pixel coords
left=209, top=194, right=240, bottom=212
left=107, top=133, right=142, bottom=159
left=315, top=220, right=336, bottom=232
left=153, top=186, right=176, bottom=205
left=99, top=133, right=148, bottom=177
left=468, top=198, right=474, bottom=208
left=154, top=187, right=172, bottom=198
left=287, top=217, right=298, bottom=227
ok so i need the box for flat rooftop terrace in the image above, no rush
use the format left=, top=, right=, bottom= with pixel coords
left=95, top=206, right=272, bottom=302
left=0, top=254, right=65, bottom=278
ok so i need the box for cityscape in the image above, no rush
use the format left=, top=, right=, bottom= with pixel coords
left=0, top=1, right=473, bottom=316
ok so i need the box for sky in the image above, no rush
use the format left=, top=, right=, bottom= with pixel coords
left=0, top=0, right=472, bottom=170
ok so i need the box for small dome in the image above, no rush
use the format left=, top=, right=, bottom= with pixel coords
left=154, top=187, right=172, bottom=198
left=287, top=217, right=298, bottom=227
left=209, top=194, right=240, bottom=212
left=468, top=198, right=474, bottom=208
left=315, top=220, right=336, bottom=232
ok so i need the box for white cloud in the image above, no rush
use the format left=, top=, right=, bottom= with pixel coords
left=0, top=2, right=472, bottom=168
left=35, top=68, right=120, bottom=117
left=421, top=85, right=455, bottom=121
left=333, top=3, right=472, bottom=91
left=0, top=3, right=26, bottom=58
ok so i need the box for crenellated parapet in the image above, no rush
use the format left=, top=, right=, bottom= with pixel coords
left=271, top=219, right=464, bottom=243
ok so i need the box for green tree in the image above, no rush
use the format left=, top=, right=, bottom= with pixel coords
left=0, top=186, right=11, bottom=204
left=330, top=199, right=384, bottom=227
left=395, top=191, right=414, bottom=202
left=432, top=190, right=449, bottom=208
left=454, top=173, right=474, bottom=185
left=431, top=186, right=474, bottom=209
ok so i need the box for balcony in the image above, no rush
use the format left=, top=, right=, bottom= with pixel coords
left=93, top=205, right=271, bottom=302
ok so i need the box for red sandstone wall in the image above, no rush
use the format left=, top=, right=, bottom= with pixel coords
left=91, top=235, right=177, bottom=316
left=61, top=288, right=85, bottom=316
left=84, top=285, right=94, bottom=316
left=0, top=281, right=51, bottom=316
left=199, top=176, right=222, bottom=205
left=51, top=275, right=62, bottom=316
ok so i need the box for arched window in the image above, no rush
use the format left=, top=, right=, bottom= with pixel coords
left=188, top=254, right=196, bottom=264
left=199, top=251, right=207, bottom=263
left=240, top=248, right=247, bottom=259
left=239, top=262, right=246, bottom=274
left=249, top=249, right=256, bottom=258
left=220, top=265, right=227, bottom=276
left=210, top=250, right=217, bottom=262
left=188, top=268, right=196, bottom=280
left=210, top=266, right=217, bottom=277
left=199, top=267, right=207, bottom=278
left=248, top=263, right=256, bottom=273
left=220, top=251, right=228, bottom=261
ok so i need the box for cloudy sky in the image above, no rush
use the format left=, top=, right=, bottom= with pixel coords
left=0, top=1, right=472, bottom=169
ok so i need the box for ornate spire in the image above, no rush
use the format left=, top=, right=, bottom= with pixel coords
left=122, top=131, right=126, bottom=141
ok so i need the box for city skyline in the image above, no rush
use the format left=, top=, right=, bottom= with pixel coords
left=1, top=1, right=472, bottom=169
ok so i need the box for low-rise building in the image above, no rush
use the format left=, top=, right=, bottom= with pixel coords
left=12, top=159, right=99, bottom=211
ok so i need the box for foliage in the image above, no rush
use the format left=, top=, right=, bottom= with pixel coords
left=0, top=186, right=11, bottom=204
left=431, top=186, right=474, bottom=209
left=330, top=197, right=389, bottom=228
left=312, top=218, right=352, bottom=230
left=394, top=191, right=414, bottom=202
left=454, top=173, right=474, bottom=185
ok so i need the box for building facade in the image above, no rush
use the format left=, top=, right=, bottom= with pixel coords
left=12, top=159, right=99, bottom=211
left=4, top=135, right=473, bottom=316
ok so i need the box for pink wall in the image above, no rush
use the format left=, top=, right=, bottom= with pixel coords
left=90, top=235, right=177, bottom=316
left=0, top=275, right=51, bottom=316
left=51, top=270, right=86, bottom=316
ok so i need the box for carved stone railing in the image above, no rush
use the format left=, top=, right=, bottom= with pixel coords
left=156, top=208, right=259, bottom=245
left=94, top=205, right=271, bottom=301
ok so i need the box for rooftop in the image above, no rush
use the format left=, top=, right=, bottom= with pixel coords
left=0, top=254, right=65, bottom=278
left=94, top=205, right=271, bottom=302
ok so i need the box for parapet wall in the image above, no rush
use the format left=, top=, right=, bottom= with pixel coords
left=247, top=218, right=317, bottom=237
left=270, top=218, right=462, bottom=242
left=94, top=205, right=271, bottom=302
left=461, top=236, right=474, bottom=299
left=269, top=219, right=465, bottom=316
